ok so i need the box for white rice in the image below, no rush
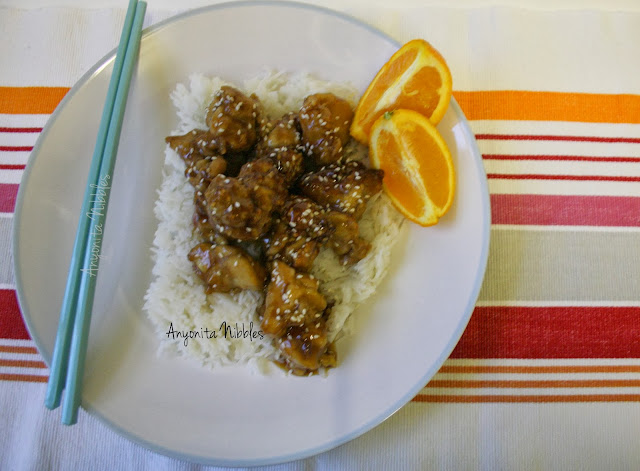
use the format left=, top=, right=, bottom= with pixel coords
left=143, top=71, right=406, bottom=374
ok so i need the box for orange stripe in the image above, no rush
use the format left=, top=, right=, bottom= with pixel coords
left=412, top=394, right=640, bottom=403
left=2, top=88, right=636, bottom=123
left=0, top=87, right=70, bottom=114
left=427, top=380, right=640, bottom=389
left=0, top=373, right=47, bottom=383
left=453, top=90, right=640, bottom=123
left=0, top=359, right=46, bottom=368
left=0, top=345, right=38, bottom=354
left=438, top=365, right=640, bottom=374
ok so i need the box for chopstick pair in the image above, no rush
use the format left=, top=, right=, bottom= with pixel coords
left=44, top=0, right=147, bottom=425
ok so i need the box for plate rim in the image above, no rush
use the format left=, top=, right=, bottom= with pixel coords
left=12, top=0, right=491, bottom=466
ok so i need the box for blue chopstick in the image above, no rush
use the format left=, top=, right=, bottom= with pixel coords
left=44, top=0, right=138, bottom=412
left=44, top=0, right=147, bottom=425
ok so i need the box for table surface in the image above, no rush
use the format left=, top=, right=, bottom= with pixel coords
left=1, top=1, right=640, bottom=470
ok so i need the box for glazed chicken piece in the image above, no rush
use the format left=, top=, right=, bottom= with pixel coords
left=165, top=129, right=219, bottom=166
left=185, top=156, right=227, bottom=193
left=206, top=86, right=263, bottom=153
left=277, top=324, right=337, bottom=374
left=204, top=158, right=287, bottom=241
left=299, top=160, right=384, bottom=219
left=263, top=197, right=330, bottom=271
left=188, top=243, right=266, bottom=293
left=261, top=260, right=326, bottom=334
left=166, top=128, right=250, bottom=180
left=298, top=93, right=354, bottom=166
left=270, top=148, right=304, bottom=185
left=324, top=210, right=371, bottom=265
left=187, top=157, right=230, bottom=240
left=171, top=152, right=226, bottom=240
left=261, top=112, right=301, bottom=149
left=261, top=261, right=334, bottom=373
left=255, top=112, right=304, bottom=184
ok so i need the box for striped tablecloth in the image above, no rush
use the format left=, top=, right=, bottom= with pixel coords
left=2, top=2, right=640, bottom=469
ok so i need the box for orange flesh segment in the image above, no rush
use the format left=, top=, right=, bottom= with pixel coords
left=351, top=39, right=452, bottom=144
left=402, top=121, right=451, bottom=209
left=358, top=48, right=418, bottom=127
left=378, top=129, right=426, bottom=216
left=396, top=66, right=441, bottom=117
left=369, top=109, right=454, bottom=226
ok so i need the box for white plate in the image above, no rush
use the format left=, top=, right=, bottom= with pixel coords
left=13, top=1, right=490, bottom=466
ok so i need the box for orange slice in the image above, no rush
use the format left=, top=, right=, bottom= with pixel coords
left=351, top=39, right=452, bottom=144
left=369, top=109, right=454, bottom=226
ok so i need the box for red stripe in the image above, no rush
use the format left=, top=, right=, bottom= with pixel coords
left=451, top=306, right=640, bottom=359
left=483, top=154, right=640, bottom=163
left=0, top=374, right=47, bottom=383
left=476, top=134, right=640, bottom=143
left=0, top=165, right=25, bottom=170
left=491, top=194, right=640, bottom=226
left=0, top=184, right=18, bottom=212
left=0, top=146, right=32, bottom=152
left=0, top=359, right=46, bottom=368
left=426, top=379, right=640, bottom=388
left=0, top=345, right=37, bottom=354
left=412, top=394, right=640, bottom=403
left=0, top=127, right=42, bottom=133
left=487, top=174, right=640, bottom=182
left=0, top=290, right=30, bottom=340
